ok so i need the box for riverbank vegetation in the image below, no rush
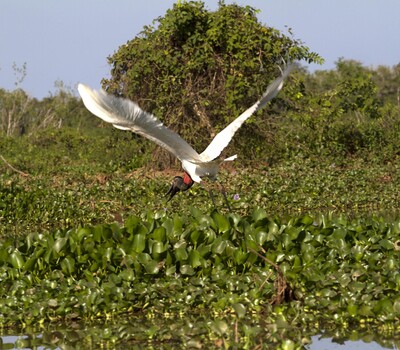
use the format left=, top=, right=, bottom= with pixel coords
left=1, top=1, right=400, bottom=348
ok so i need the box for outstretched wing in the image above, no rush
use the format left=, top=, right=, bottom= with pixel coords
left=78, top=84, right=201, bottom=162
left=199, top=63, right=293, bottom=162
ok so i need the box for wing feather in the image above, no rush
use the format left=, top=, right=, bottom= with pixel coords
left=199, top=64, right=293, bottom=162
left=78, top=84, right=201, bottom=162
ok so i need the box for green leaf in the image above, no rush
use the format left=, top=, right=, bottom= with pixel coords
left=268, top=221, right=279, bottom=235
left=347, top=304, right=358, bottom=316
left=9, top=249, right=25, bottom=269
left=24, top=253, right=42, bottom=272
left=212, top=212, right=230, bottom=232
left=145, top=260, right=160, bottom=274
left=103, top=247, right=113, bottom=263
left=189, top=206, right=202, bottom=218
left=152, top=241, right=166, bottom=255
left=255, top=230, right=268, bottom=245
left=173, top=215, right=183, bottom=235
left=53, top=237, right=67, bottom=255
left=190, top=229, right=202, bottom=244
left=0, top=247, right=10, bottom=263
left=77, top=227, right=92, bottom=241
left=252, top=207, right=267, bottom=222
left=211, top=237, right=226, bottom=254
left=162, top=218, right=174, bottom=237
left=60, top=256, right=75, bottom=274
left=180, top=265, right=195, bottom=276
left=233, top=303, right=246, bottom=318
left=333, top=228, right=347, bottom=239
left=189, top=249, right=202, bottom=268
left=133, top=233, right=146, bottom=253
left=119, top=269, right=135, bottom=281
left=138, top=253, right=151, bottom=265
left=301, top=215, right=314, bottom=226
left=380, top=239, right=394, bottom=250
left=175, top=246, right=188, bottom=262
left=210, top=320, right=228, bottom=335
left=286, top=226, right=302, bottom=241
left=152, top=226, right=166, bottom=242
left=166, top=265, right=176, bottom=276
left=234, top=249, right=248, bottom=264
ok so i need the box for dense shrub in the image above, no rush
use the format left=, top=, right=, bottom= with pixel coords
left=102, top=1, right=321, bottom=166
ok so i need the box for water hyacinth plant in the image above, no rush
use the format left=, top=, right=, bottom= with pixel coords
left=0, top=205, right=400, bottom=347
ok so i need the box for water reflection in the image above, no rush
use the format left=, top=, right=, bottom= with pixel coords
left=308, top=335, right=396, bottom=350
left=1, top=334, right=58, bottom=350
left=1, top=321, right=399, bottom=349
left=307, top=331, right=399, bottom=350
left=0, top=333, right=62, bottom=350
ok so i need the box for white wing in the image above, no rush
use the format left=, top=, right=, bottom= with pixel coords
left=199, top=64, right=293, bottom=162
left=78, top=84, right=201, bottom=162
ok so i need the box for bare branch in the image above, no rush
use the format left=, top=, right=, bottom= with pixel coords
left=0, top=155, right=30, bottom=177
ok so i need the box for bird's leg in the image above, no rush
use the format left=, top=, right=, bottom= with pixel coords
left=200, top=181, right=217, bottom=208
left=219, top=182, right=232, bottom=212
left=208, top=188, right=217, bottom=208
left=201, top=178, right=231, bottom=212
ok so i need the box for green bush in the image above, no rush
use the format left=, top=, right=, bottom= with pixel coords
left=102, top=1, right=321, bottom=165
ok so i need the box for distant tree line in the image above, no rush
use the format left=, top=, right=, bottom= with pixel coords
left=1, top=1, right=399, bottom=165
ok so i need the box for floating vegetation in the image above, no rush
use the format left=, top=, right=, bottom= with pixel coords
left=0, top=129, right=400, bottom=347
left=0, top=208, right=400, bottom=348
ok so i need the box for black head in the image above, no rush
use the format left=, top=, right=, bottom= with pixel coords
left=165, top=173, right=194, bottom=202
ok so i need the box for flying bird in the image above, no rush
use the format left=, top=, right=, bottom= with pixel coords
left=78, top=64, right=292, bottom=204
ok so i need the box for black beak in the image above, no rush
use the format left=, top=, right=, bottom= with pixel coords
left=166, top=182, right=180, bottom=202
left=165, top=174, right=194, bottom=202
left=165, top=176, right=183, bottom=202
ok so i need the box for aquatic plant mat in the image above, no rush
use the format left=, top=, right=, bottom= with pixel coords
left=1, top=208, right=400, bottom=348
left=1, top=156, right=400, bottom=348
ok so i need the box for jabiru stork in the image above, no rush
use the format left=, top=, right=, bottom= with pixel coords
left=78, top=64, right=292, bottom=205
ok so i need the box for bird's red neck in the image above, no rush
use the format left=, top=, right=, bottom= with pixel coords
left=183, top=172, right=194, bottom=187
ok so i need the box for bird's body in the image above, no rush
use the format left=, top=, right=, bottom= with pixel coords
left=181, top=157, right=235, bottom=183
left=78, top=64, right=292, bottom=200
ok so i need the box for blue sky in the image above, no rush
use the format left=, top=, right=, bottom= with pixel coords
left=1, top=0, right=399, bottom=99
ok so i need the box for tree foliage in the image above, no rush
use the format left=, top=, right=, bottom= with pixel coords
left=282, top=59, right=400, bottom=159
left=102, top=1, right=322, bottom=165
left=0, top=86, right=101, bottom=136
left=1, top=2, right=399, bottom=167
